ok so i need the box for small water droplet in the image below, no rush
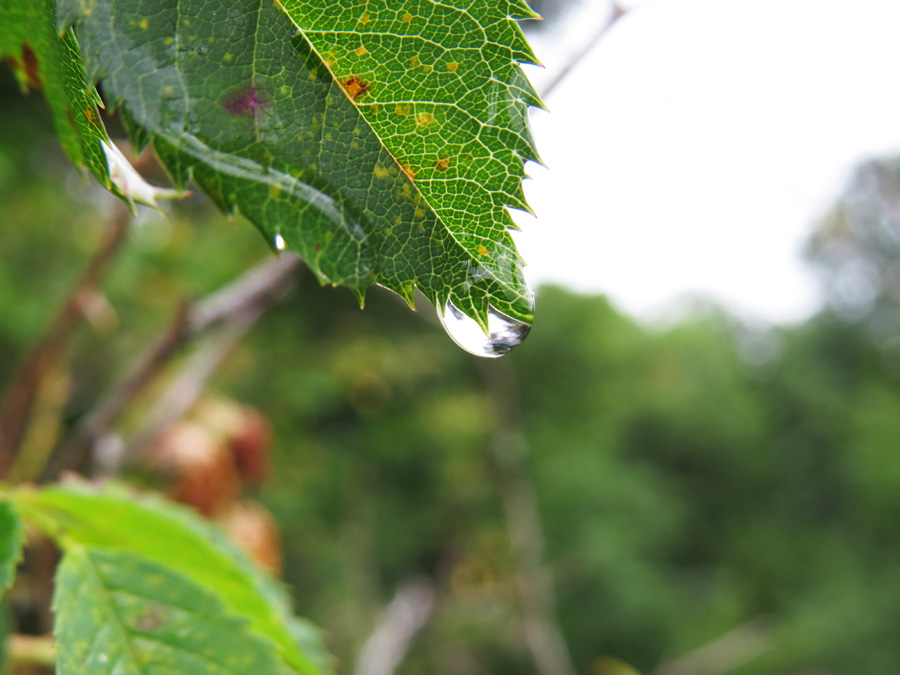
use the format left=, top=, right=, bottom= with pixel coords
left=438, top=300, right=532, bottom=358
left=274, top=234, right=286, bottom=250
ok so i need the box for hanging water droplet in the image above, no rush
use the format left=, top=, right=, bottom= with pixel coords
left=438, top=299, right=532, bottom=358
left=274, top=234, right=286, bottom=250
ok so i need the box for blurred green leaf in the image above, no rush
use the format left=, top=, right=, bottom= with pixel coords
left=53, top=546, right=293, bottom=674
left=18, top=484, right=332, bottom=675
left=0, top=500, right=24, bottom=593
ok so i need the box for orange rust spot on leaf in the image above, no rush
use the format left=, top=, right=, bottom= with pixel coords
left=342, top=75, right=370, bottom=100
left=402, top=12, right=413, bottom=23
left=446, top=62, right=459, bottom=72
left=359, top=12, right=371, bottom=24
left=422, top=64, right=433, bottom=74
left=477, top=245, right=489, bottom=257
left=435, top=157, right=451, bottom=171
left=354, top=46, right=368, bottom=57
left=21, top=45, right=42, bottom=89
left=84, top=108, right=95, bottom=124
left=402, top=165, right=416, bottom=180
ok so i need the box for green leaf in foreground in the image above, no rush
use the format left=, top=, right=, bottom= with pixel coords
left=0, top=501, right=25, bottom=593
left=16, top=484, right=331, bottom=675
left=59, top=0, right=540, bottom=329
left=54, top=546, right=293, bottom=674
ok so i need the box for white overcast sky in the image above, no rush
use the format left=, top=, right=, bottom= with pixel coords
left=514, top=0, right=900, bottom=323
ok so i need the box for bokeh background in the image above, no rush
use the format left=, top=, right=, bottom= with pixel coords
left=4, top=1, right=900, bottom=674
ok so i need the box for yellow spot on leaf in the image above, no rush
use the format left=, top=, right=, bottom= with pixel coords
left=359, top=12, right=371, bottom=25
left=308, top=69, right=318, bottom=80
left=435, top=157, right=451, bottom=171
left=477, top=245, right=489, bottom=256
left=355, top=46, right=368, bottom=57
left=447, top=62, right=459, bottom=72
left=409, top=55, right=420, bottom=68
left=416, top=112, right=435, bottom=127
left=374, top=166, right=391, bottom=178
left=395, top=104, right=411, bottom=116
left=422, top=64, right=433, bottom=73
left=415, top=209, right=425, bottom=218
left=140, top=18, right=148, bottom=29
left=224, top=53, right=233, bottom=62
left=402, top=12, right=413, bottom=23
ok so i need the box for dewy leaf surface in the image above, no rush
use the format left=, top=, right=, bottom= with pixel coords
left=54, top=547, right=294, bottom=675
left=17, top=485, right=331, bottom=675
left=59, top=0, right=540, bottom=327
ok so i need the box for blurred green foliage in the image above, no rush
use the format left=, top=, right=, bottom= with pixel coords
left=5, top=70, right=900, bottom=675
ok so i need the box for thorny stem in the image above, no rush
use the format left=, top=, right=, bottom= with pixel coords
left=0, top=204, right=130, bottom=477
left=44, top=253, right=302, bottom=480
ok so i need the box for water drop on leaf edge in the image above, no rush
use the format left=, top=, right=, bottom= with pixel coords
left=438, top=300, right=532, bottom=358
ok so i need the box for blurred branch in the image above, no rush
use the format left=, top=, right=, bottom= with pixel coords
left=119, top=302, right=266, bottom=467
left=0, top=203, right=130, bottom=477
left=481, top=361, right=577, bottom=675
left=46, top=252, right=303, bottom=479
left=540, top=1, right=626, bottom=100
left=654, top=619, right=772, bottom=675
left=354, top=578, right=435, bottom=675
left=6, top=634, right=58, bottom=668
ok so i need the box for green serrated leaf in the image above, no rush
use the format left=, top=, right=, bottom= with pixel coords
left=59, top=0, right=539, bottom=328
left=0, top=0, right=110, bottom=185
left=0, top=501, right=25, bottom=593
left=16, top=484, right=332, bottom=675
left=278, top=0, right=543, bottom=326
left=54, top=546, right=294, bottom=675
left=0, top=0, right=187, bottom=210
